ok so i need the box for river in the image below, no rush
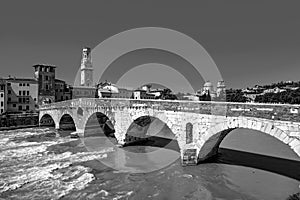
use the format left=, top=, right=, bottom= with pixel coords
left=0, top=127, right=299, bottom=200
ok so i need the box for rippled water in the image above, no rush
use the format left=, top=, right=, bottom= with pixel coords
left=0, top=127, right=299, bottom=200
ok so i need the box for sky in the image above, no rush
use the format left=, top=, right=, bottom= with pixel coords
left=1, top=0, right=300, bottom=92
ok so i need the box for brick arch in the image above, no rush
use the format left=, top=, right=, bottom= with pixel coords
left=197, top=118, right=300, bottom=162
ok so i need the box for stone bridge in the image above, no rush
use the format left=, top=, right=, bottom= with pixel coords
left=39, top=98, right=300, bottom=165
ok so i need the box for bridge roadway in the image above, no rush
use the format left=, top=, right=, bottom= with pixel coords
left=39, top=98, right=300, bottom=165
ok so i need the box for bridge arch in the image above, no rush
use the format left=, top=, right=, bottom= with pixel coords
left=197, top=118, right=300, bottom=162
left=58, top=114, right=77, bottom=131
left=82, top=111, right=115, bottom=138
left=123, top=115, right=181, bottom=152
left=39, top=113, right=56, bottom=127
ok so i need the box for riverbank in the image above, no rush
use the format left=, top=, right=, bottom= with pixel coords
left=287, top=192, right=300, bottom=200
left=0, top=127, right=299, bottom=199
left=0, top=113, right=39, bottom=131
left=0, top=125, right=39, bottom=132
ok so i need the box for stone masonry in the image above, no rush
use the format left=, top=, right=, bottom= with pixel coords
left=39, top=98, right=300, bottom=165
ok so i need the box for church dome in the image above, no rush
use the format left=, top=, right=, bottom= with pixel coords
left=204, top=81, right=213, bottom=87
left=104, top=84, right=119, bottom=93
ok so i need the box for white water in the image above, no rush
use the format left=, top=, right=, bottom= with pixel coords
left=0, top=128, right=112, bottom=199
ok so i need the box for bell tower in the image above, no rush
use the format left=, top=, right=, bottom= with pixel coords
left=80, top=47, right=93, bottom=87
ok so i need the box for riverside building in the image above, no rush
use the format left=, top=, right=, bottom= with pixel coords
left=0, top=79, right=7, bottom=114
left=5, top=77, right=38, bottom=113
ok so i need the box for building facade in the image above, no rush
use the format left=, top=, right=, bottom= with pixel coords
left=71, top=86, right=96, bottom=99
left=6, top=78, right=38, bottom=113
left=114, top=88, right=133, bottom=98
left=55, top=79, right=72, bottom=101
left=0, top=79, right=7, bottom=114
left=133, top=89, right=156, bottom=99
left=33, top=64, right=56, bottom=104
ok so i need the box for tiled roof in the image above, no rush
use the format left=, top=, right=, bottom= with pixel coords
left=55, top=79, right=66, bottom=83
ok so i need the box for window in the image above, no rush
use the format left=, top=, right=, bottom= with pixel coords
left=0, top=86, right=4, bottom=90
left=23, top=83, right=25, bottom=86
left=23, top=98, right=26, bottom=103
left=27, top=91, right=29, bottom=96
left=45, top=76, right=48, bottom=81
left=13, top=104, right=16, bottom=107
left=23, top=91, right=26, bottom=96
left=1, top=101, right=3, bottom=106
left=27, top=83, right=30, bottom=87
left=0, top=93, right=3, bottom=97
left=7, top=83, right=11, bottom=86
left=19, top=83, right=22, bottom=86
left=61, top=96, right=63, bottom=101
left=18, top=105, right=22, bottom=111
left=46, top=85, right=49, bottom=90
left=19, top=91, right=22, bottom=96
left=34, top=98, right=37, bottom=102
left=8, top=97, right=11, bottom=102
left=8, top=90, right=11, bottom=94
left=1, top=109, right=3, bottom=113
left=26, top=105, right=29, bottom=110
left=19, top=98, right=22, bottom=103
left=66, top=96, right=68, bottom=100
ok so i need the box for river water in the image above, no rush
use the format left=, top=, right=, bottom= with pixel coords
left=0, top=127, right=299, bottom=200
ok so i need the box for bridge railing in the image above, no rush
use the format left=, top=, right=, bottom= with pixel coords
left=39, top=97, right=300, bottom=107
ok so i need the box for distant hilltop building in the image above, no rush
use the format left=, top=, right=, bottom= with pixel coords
left=195, top=80, right=226, bottom=101
left=216, top=80, right=226, bottom=97
left=203, top=81, right=214, bottom=95
left=97, top=80, right=120, bottom=98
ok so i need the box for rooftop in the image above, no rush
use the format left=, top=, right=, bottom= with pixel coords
left=32, top=64, right=57, bottom=68
left=55, top=79, right=66, bottom=83
left=6, top=77, right=38, bottom=83
left=71, top=86, right=96, bottom=89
